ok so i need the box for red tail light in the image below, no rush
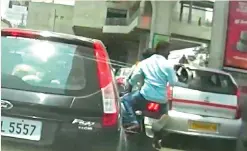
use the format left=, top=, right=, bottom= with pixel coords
left=167, top=84, right=173, bottom=110
left=235, top=88, right=241, bottom=119
left=93, top=41, right=118, bottom=127
left=147, top=102, right=160, bottom=112
left=2, top=28, right=37, bottom=38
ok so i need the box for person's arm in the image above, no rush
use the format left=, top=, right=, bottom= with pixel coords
left=166, top=66, right=178, bottom=86
left=166, top=67, right=187, bottom=87
left=124, top=65, right=136, bottom=92
left=129, top=67, right=144, bottom=86
left=126, top=66, right=144, bottom=92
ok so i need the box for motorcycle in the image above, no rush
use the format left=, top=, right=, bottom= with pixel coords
left=118, top=79, right=168, bottom=151
left=116, top=64, right=191, bottom=151
left=119, top=92, right=165, bottom=151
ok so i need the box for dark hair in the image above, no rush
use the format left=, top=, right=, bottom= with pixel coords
left=142, top=48, right=156, bottom=59
left=155, top=41, right=170, bottom=51
left=155, top=41, right=170, bottom=58
left=179, top=55, right=189, bottom=64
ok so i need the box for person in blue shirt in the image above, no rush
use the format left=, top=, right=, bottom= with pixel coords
left=121, top=41, right=178, bottom=131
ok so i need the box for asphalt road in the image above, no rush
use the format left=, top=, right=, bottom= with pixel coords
left=1, top=134, right=237, bottom=151
left=160, top=134, right=236, bottom=151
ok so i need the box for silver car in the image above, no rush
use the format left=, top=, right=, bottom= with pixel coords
left=144, top=65, right=242, bottom=140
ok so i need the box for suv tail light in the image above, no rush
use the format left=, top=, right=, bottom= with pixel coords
left=147, top=102, right=160, bottom=112
left=167, top=84, right=173, bottom=110
left=2, top=28, right=37, bottom=38
left=235, top=88, right=241, bottom=119
left=94, top=41, right=118, bottom=127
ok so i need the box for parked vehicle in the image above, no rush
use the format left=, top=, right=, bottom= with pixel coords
left=1, top=28, right=137, bottom=151
left=117, top=65, right=165, bottom=151
left=144, top=64, right=242, bottom=143
left=120, top=90, right=168, bottom=151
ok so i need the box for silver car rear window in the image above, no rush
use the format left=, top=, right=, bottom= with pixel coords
left=187, top=70, right=237, bottom=95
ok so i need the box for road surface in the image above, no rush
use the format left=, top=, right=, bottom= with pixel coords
left=2, top=134, right=236, bottom=151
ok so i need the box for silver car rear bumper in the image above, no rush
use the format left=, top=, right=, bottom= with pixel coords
left=144, top=110, right=242, bottom=140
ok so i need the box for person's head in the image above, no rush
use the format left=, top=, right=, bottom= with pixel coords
left=179, top=55, right=189, bottom=64
left=142, top=48, right=156, bottom=59
left=155, top=41, right=170, bottom=58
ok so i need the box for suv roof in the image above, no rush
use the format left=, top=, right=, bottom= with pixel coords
left=1, top=28, right=100, bottom=44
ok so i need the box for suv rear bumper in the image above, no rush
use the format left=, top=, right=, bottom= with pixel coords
left=144, top=110, right=242, bottom=140
left=1, top=117, right=120, bottom=147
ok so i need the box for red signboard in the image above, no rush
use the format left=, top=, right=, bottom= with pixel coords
left=224, top=1, right=247, bottom=70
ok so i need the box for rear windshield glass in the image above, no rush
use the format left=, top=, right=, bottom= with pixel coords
left=185, top=70, right=237, bottom=95
left=1, top=36, right=99, bottom=96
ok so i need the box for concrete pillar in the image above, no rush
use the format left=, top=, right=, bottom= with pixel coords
left=137, top=1, right=175, bottom=59
left=179, top=2, right=183, bottom=22
left=188, top=1, right=193, bottom=24
left=149, top=1, right=175, bottom=48
left=138, top=32, right=150, bottom=60
left=208, top=1, right=229, bottom=69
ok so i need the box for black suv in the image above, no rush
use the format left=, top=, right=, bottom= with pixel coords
left=1, top=28, right=134, bottom=151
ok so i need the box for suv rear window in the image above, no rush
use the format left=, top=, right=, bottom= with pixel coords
left=1, top=36, right=99, bottom=96
left=186, top=70, right=237, bottom=95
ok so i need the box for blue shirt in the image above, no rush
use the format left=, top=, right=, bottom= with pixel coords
left=129, top=55, right=178, bottom=103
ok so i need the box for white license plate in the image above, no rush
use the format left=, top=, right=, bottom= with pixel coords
left=1, top=116, right=42, bottom=141
left=144, top=117, right=158, bottom=125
